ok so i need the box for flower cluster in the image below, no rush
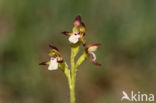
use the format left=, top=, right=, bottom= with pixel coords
left=40, top=15, right=101, bottom=71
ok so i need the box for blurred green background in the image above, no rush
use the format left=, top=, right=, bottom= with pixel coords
left=0, top=0, right=156, bottom=103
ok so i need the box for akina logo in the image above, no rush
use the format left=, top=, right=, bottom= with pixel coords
left=121, top=91, right=154, bottom=102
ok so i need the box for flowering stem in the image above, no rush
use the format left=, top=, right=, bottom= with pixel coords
left=70, top=67, right=76, bottom=103
left=75, top=52, right=87, bottom=69
left=59, top=63, right=71, bottom=90
left=69, top=45, right=80, bottom=103
left=39, top=16, right=101, bottom=103
left=70, top=52, right=86, bottom=103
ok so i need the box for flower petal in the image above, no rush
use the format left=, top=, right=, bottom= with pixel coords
left=48, top=58, right=58, bottom=70
left=57, top=57, right=64, bottom=63
left=79, top=22, right=86, bottom=36
left=74, top=15, right=81, bottom=27
left=72, top=27, right=80, bottom=33
left=89, top=59, right=101, bottom=66
left=62, top=31, right=72, bottom=36
left=87, top=54, right=101, bottom=66
left=48, top=48, right=61, bottom=57
left=85, top=44, right=101, bottom=66
left=68, top=34, right=80, bottom=44
left=39, top=61, right=49, bottom=65
left=89, top=52, right=96, bottom=61
left=86, top=44, right=101, bottom=52
left=49, top=44, right=59, bottom=51
left=79, top=38, right=86, bottom=46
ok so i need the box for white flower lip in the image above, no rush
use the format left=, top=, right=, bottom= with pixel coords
left=48, top=57, right=58, bottom=70
left=68, top=33, right=80, bottom=44
left=89, top=51, right=96, bottom=61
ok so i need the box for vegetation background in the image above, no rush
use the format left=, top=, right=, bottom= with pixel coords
left=0, top=0, right=156, bottom=103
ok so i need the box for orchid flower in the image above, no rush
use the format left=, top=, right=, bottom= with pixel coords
left=62, top=15, right=86, bottom=46
left=85, top=44, right=101, bottom=66
left=39, top=44, right=63, bottom=70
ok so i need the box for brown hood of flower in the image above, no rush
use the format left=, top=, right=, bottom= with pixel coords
left=79, top=22, right=86, bottom=36
left=74, top=15, right=82, bottom=27
left=48, top=44, right=63, bottom=63
left=85, top=44, right=100, bottom=53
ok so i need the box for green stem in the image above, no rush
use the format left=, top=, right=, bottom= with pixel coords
left=70, top=49, right=76, bottom=103
left=64, top=67, right=72, bottom=90
left=70, top=52, right=86, bottom=103
left=75, top=52, right=87, bottom=70
left=59, top=63, right=71, bottom=90
left=70, top=70, right=76, bottom=103
left=69, top=44, right=80, bottom=103
left=59, top=48, right=86, bottom=103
